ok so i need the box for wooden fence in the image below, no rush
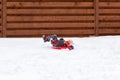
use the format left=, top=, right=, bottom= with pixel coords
left=0, top=0, right=120, bottom=37
left=99, top=0, right=120, bottom=35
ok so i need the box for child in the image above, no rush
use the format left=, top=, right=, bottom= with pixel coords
left=43, top=34, right=74, bottom=50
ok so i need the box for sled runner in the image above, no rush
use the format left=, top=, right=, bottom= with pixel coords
left=53, top=45, right=74, bottom=50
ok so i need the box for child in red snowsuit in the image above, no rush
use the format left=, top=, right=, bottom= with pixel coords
left=43, top=34, right=74, bottom=50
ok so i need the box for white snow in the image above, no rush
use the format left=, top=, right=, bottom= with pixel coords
left=0, top=36, right=120, bottom=80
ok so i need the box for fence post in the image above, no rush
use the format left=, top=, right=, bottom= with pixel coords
left=2, top=0, right=7, bottom=37
left=94, top=0, right=99, bottom=36
left=0, top=0, right=2, bottom=37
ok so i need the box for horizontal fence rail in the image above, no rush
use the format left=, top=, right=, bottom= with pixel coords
left=0, top=0, right=120, bottom=37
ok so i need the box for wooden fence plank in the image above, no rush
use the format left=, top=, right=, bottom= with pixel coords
left=7, top=29, right=95, bottom=36
left=99, top=29, right=120, bottom=34
left=0, top=12, right=2, bottom=15
left=7, top=23, right=95, bottom=29
left=7, top=16, right=94, bottom=22
left=99, top=0, right=120, bottom=2
left=99, top=2, right=120, bottom=8
left=0, top=26, right=2, bottom=30
left=0, top=29, right=1, bottom=37
left=0, top=0, right=2, bottom=37
left=3, top=0, right=7, bottom=37
left=99, top=22, right=120, bottom=27
left=7, top=0, right=94, bottom=2
left=0, top=17, right=1, bottom=22
left=99, top=16, right=120, bottom=21
left=7, top=2, right=93, bottom=8
left=7, top=9, right=94, bottom=15
left=99, top=9, right=120, bottom=14
left=94, top=0, right=99, bottom=36
left=0, top=5, right=2, bottom=9
left=0, top=32, right=1, bottom=36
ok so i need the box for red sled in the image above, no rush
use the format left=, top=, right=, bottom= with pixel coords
left=53, top=46, right=74, bottom=50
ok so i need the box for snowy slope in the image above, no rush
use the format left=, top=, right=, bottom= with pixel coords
left=0, top=36, right=120, bottom=80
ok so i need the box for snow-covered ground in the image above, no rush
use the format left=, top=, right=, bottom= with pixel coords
left=0, top=36, right=120, bottom=80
